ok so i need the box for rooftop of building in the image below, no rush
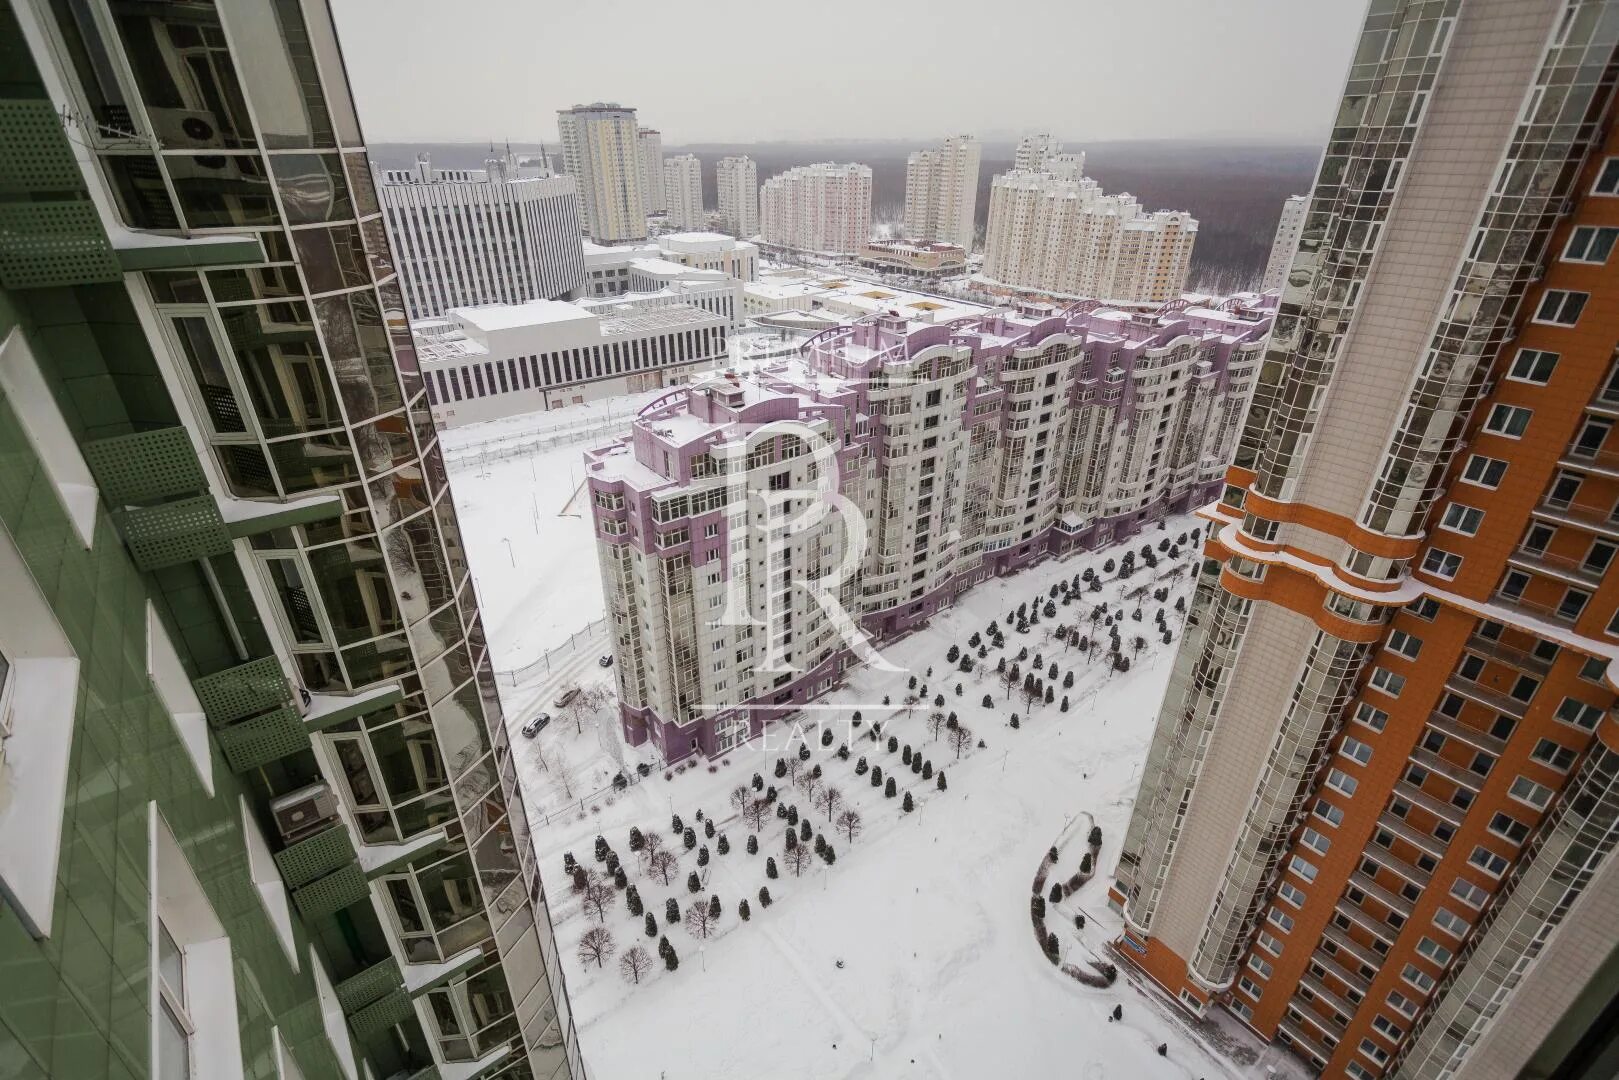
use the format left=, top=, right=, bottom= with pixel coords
left=451, top=299, right=597, bottom=333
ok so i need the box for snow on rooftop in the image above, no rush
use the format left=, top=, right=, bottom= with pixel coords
left=450, top=299, right=596, bottom=332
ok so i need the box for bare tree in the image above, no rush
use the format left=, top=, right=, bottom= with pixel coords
left=554, top=745, right=576, bottom=801
left=648, top=849, right=679, bottom=886
left=926, top=711, right=948, bottom=741
left=783, top=755, right=804, bottom=783
left=813, top=785, right=844, bottom=822
left=728, top=785, right=752, bottom=814
left=795, top=769, right=824, bottom=802
left=684, top=902, right=718, bottom=939
left=836, top=808, right=863, bottom=844
left=619, top=945, right=652, bottom=984
left=741, top=798, right=771, bottom=832
left=902, top=693, right=919, bottom=716
left=641, top=827, right=666, bottom=861
left=578, top=926, right=615, bottom=969
left=948, top=724, right=974, bottom=761
left=582, top=879, right=616, bottom=923
left=783, top=844, right=812, bottom=877
left=1019, top=679, right=1042, bottom=714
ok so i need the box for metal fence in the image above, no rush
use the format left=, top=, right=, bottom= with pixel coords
left=495, top=617, right=609, bottom=688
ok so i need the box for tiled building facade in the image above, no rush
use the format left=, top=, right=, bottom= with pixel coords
left=583, top=297, right=1273, bottom=761
left=0, top=2, right=581, bottom=1078
left=1111, top=3, right=1619, bottom=1079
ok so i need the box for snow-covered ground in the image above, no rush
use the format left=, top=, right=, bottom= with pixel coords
left=502, top=519, right=1289, bottom=1080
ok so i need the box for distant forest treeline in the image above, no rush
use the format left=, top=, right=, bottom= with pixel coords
left=371, top=139, right=1321, bottom=292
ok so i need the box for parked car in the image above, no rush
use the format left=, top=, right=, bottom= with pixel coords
left=598, top=654, right=614, bottom=668
left=521, top=713, right=551, bottom=738
left=553, top=686, right=581, bottom=709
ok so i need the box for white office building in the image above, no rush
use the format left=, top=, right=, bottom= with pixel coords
left=557, top=103, right=648, bottom=242
left=759, top=162, right=873, bottom=256
left=904, top=134, right=981, bottom=250
left=980, top=160, right=1195, bottom=305
left=663, top=154, right=704, bottom=231
left=1260, top=193, right=1308, bottom=293
left=375, top=152, right=586, bottom=321
left=582, top=233, right=757, bottom=310
left=638, top=127, right=667, bottom=215
left=716, top=155, right=758, bottom=237
left=417, top=298, right=730, bottom=426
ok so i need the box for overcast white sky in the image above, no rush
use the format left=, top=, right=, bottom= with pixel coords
left=332, top=0, right=1366, bottom=145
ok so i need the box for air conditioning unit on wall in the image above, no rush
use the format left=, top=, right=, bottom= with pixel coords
left=270, top=782, right=339, bottom=845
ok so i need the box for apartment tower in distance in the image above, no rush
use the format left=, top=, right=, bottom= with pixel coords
left=1014, top=132, right=1062, bottom=172
left=759, top=162, right=873, bottom=256
left=1112, top=3, right=1619, bottom=1079
left=904, top=134, right=982, bottom=250
left=1261, top=193, right=1309, bottom=293
left=663, top=153, right=705, bottom=231
left=980, top=153, right=1197, bottom=306
left=376, top=151, right=587, bottom=321
left=0, top=2, right=582, bottom=1078
left=637, top=126, right=666, bottom=215
left=716, top=154, right=759, bottom=237
left=557, top=103, right=647, bottom=242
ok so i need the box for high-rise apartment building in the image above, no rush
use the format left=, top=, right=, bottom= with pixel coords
left=557, top=103, right=647, bottom=243
left=376, top=152, right=586, bottom=320
left=1261, top=194, right=1309, bottom=294
left=1014, top=132, right=1063, bottom=172
left=904, top=134, right=982, bottom=250
left=759, top=163, right=873, bottom=256
left=1112, top=4, right=1619, bottom=1080
left=586, top=296, right=1272, bottom=760
left=981, top=159, right=1196, bottom=305
left=638, top=126, right=667, bottom=215
left=716, top=154, right=759, bottom=237
left=0, top=3, right=582, bottom=1078
left=663, top=153, right=705, bottom=231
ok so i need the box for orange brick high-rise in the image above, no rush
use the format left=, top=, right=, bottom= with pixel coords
left=1110, top=2, right=1619, bottom=1078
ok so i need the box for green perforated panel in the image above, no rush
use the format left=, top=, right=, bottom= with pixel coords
left=119, top=495, right=233, bottom=571
left=348, top=988, right=415, bottom=1037
left=0, top=99, right=82, bottom=191
left=272, top=825, right=355, bottom=889
left=82, top=427, right=207, bottom=505
left=0, top=199, right=120, bottom=288
left=291, top=864, right=369, bottom=920
left=193, top=655, right=291, bottom=727
left=336, top=958, right=403, bottom=1014
left=216, top=705, right=309, bottom=772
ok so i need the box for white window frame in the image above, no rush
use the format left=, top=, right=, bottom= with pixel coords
left=1420, top=549, right=1462, bottom=580
left=151, top=806, right=244, bottom=1080
left=1438, top=503, right=1484, bottom=536
left=1483, top=404, right=1533, bottom=438
left=0, top=327, right=98, bottom=547
left=0, top=523, right=82, bottom=938
left=1595, top=157, right=1619, bottom=195
left=1461, top=454, right=1507, bottom=489
left=1533, top=290, right=1587, bottom=327
left=1563, top=225, right=1619, bottom=264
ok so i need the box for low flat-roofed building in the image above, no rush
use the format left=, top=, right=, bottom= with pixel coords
left=858, top=238, right=968, bottom=280
left=418, top=298, right=729, bottom=426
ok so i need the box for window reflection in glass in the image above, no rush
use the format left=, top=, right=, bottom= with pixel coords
left=113, top=3, right=255, bottom=149
left=207, top=264, right=303, bottom=303
left=218, top=301, right=342, bottom=435
left=293, top=224, right=369, bottom=294
left=267, top=431, right=360, bottom=492
left=100, top=154, right=180, bottom=228
left=167, top=153, right=278, bottom=228
left=340, top=632, right=414, bottom=686
left=316, top=290, right=402, bottom=420
left=306, top=537, right=400, bottom=644
left=213, top=0, right=335, bottom=147
left=270, top=153, right=353, bottom=224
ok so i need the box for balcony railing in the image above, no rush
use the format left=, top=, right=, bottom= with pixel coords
left=1507, top=546, right=1609, bottom=588
left=1536, top=495, right=1619, bottom=539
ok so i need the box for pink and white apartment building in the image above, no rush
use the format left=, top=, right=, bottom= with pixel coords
left=585, top=295, right=1275, bottom=761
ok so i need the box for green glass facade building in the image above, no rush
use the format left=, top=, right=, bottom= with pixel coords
left=0, top=1, right=581, bottom=1078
